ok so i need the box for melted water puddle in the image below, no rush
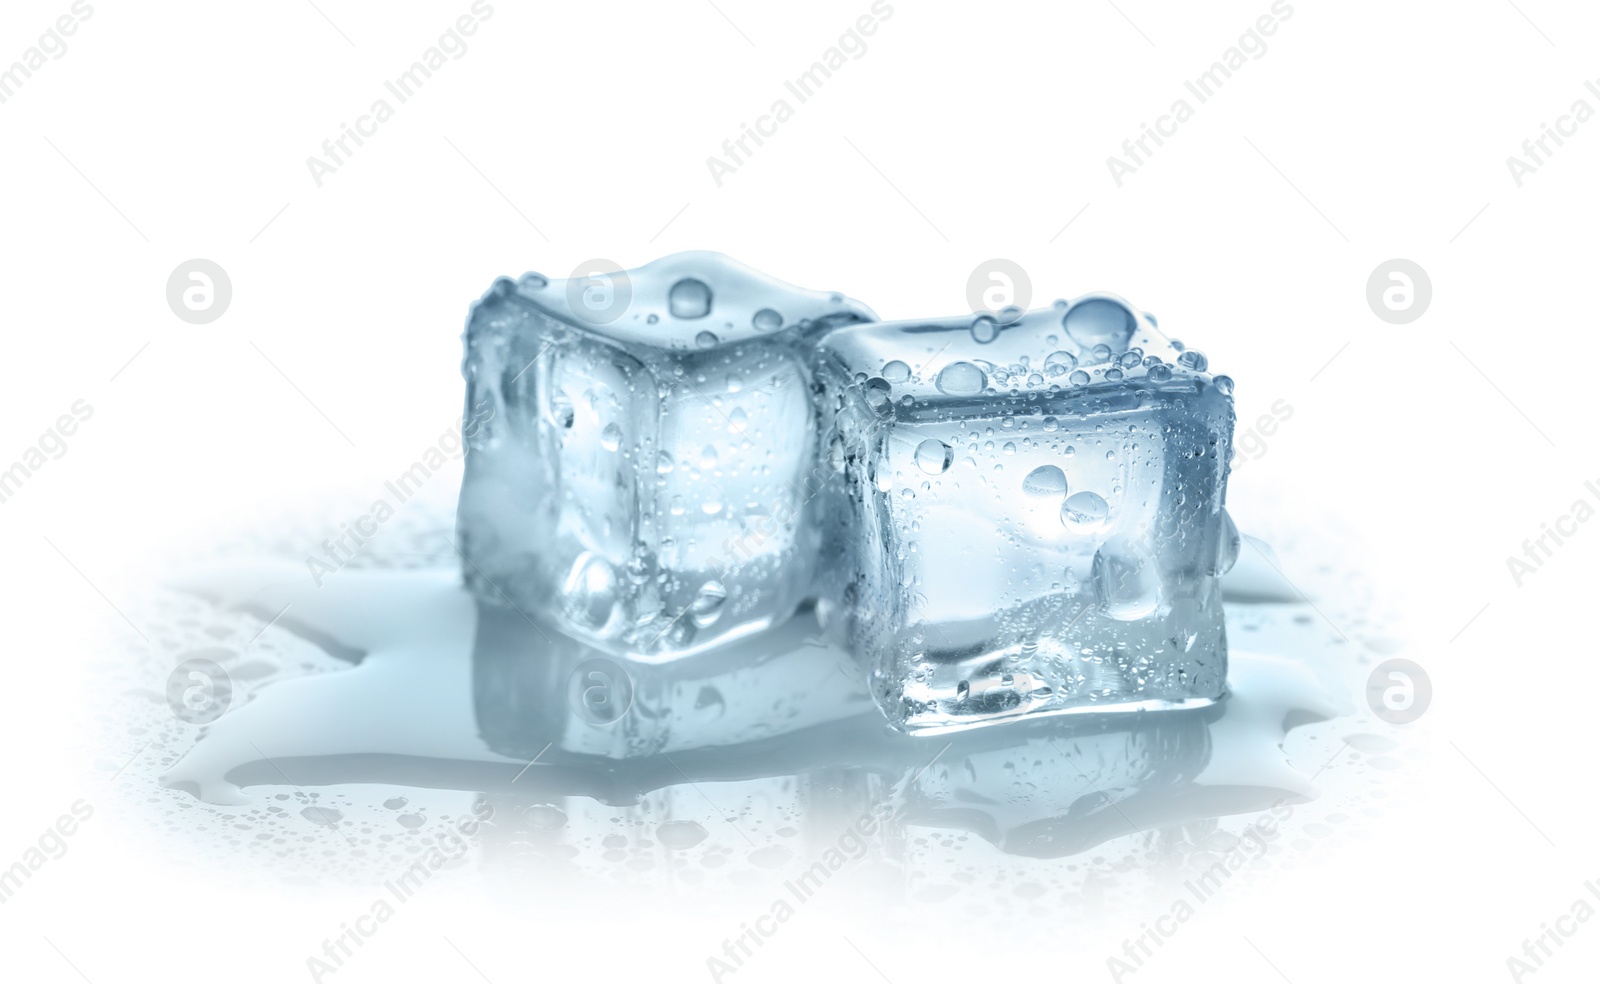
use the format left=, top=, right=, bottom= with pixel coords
left=101, top=532, right=1406, bottom=911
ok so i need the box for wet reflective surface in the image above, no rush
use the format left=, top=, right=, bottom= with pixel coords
left=101, top=514, right=1408, bottom=916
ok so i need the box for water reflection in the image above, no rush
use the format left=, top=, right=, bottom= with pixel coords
left=161, top=560, right=1336, bottom=867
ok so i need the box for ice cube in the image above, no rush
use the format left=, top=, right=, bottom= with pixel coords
left=457, top=252, right=874, bottom=659
left=813, top=296, right=1237, bottom=733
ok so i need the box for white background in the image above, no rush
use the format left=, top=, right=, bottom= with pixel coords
left=1, top=0, right=1597, bottom=980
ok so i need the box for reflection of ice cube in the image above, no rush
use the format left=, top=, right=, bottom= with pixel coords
left=457, top=252, right=874, bottom=659
left=814, top=296, right=1237, bottom=733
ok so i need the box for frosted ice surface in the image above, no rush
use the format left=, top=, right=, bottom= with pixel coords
left=456, top=253, right=874, bottom=659
left=812, top=296, right=1237, bottom=733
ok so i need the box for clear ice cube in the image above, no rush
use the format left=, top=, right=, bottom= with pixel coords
left=458, top=252, right=875, bottom=659
left=813, top=296, right=1237, bottom=733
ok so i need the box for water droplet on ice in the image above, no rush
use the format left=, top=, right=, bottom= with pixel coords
left=1061, top=491, right=1109, bottom=530
left=1147, top=364, right=1172, bottom=382
left=656, top=451, right=675, bottom=474
left=699, top=445, right=718, bottom=468
left=1177, top=350, right=1209, bottom=372
left=1023, top=465, right=1067, bottom=497
left=669, top=277, right=713, bottom=319
left=752, top=308, right=782, bottom=331
left=694, top=330, right=719, bottom=349
left=1210, top=509, right=1241, bottom=575
left=1045, top=350, right=1077, bottom=374
left=302, top=806, right=343, bottom=825
left=936, top=361, right=986, bottom=396
left=971, top=316, right=1000, bottom=343
left=1093, top=536, right=1164, bottom=620
left=561, top=553, right=618, bottom=629
left=881, top=360, right=911, bottom=382
left=914, top=439, right=952, bottom=474
left=690, top=580, right=728, bottom=627
left=600, top=423, right=623, bottom=451
left=1063, top=297, right=1136, bottom=352
left=547, top=393, right=575, bottom=429
left=1213, top=373, right=1234, bottom=395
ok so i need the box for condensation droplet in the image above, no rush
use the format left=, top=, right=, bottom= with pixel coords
left=1063, top=297, right=1136, bottom=352
left=914, top=439, right=952, bottom=475
left=1061, top=491, right=1109, bottom=531
left=936, top=361, right=987, bottom=396
left=690, top=581, right=727, bottom=627
left=1093, top=536, right=1164, bottom=620
left=1023, top=465, right=1067, bottom=497
left=562, top=553, right=618, bottom=630
left=669, top=278, right=713, bottom=319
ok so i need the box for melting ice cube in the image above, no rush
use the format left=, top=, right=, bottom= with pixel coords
left=456, top=252, right=874, bottom=659
left=812, top=296, right=1237, bottom=733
